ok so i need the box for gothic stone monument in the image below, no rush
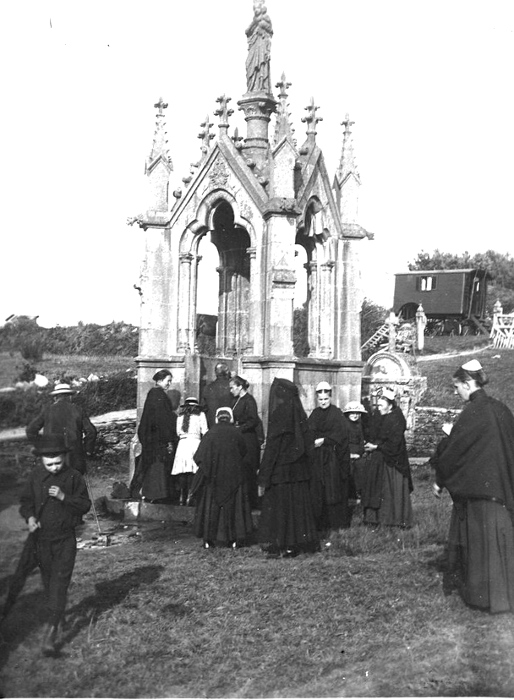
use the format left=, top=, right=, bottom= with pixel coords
left=130, top=0, right=373, bottom=427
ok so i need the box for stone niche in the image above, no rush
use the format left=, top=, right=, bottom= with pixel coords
left=361, top=350, right=427, bottom=444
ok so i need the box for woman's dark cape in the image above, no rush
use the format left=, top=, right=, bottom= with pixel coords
left=436, top=389, right=514, bottom=515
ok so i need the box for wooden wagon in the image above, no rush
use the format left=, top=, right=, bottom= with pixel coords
left=393, top=268, right=491, bottom=335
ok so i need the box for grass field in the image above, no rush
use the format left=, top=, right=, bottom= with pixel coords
left=1, top=463, right=514, bottom=698
left=2, top=341, right=514, bottom=697
left=0, top=352, right=135, bottom=389
left=418, top=345, right=514, bottom=413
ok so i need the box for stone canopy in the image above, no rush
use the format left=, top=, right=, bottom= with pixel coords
left=130, top=0, right=373, bottom=423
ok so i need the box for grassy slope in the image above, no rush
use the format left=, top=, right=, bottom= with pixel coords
left=418, top=346, right=514, bottom=413
left=2, top=466, right=514, bottom=698
left=0, top=352, right=135, bottom=388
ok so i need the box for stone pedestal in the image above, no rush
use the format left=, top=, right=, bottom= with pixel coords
left=361, top=350, right=427, bottom=442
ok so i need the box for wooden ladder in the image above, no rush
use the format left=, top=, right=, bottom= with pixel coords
left=361, top=322, right=389, bottom=352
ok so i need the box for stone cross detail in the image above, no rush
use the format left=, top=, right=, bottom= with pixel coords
left=301, top=97, right=323, bottom=137
left=214, top=95, right=234, bottom=131
left=341, top=113, right=355, bottom=133
left=198, top=115, right=215, bottom=156
left=276, top=72, right=291, bottom=100
left=154, top=97, right=168, bottom=115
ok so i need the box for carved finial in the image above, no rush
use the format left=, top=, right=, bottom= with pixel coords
left=276, top=72, right=291, bottom=100
left=301, top=97, right=323, bottom=143
left=273, top=72, right=295, bottom=147
left=146, top=97, right=172, bottom=185
left=198, top=115, right=215, bottom=157
left=245, top=2, right=273, bottom=94
left=232, top=127, right=244, bottom=150
left=342, top=113, right=355, bottom=133
left=336, top=112, right=360, bottom=185
left=154, top=97, right=168, bottom=115
left=214, top=95, right=234, bottom=132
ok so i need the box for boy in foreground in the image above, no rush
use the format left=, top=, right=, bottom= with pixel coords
left=19, top=434, right=91, bottom=653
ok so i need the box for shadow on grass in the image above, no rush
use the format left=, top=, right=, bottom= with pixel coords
left=60, top=564, right=165, bottom=649
left=0, top=564, right=164, bottom=669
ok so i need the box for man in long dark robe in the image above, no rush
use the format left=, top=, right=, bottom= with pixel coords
left=308, top=382, right=351, bottom=533
left=202, top=362, right=232, bottom=428
left=26, top=383, right=97, bottom=474
left=435, top=359, right=514, bottom=612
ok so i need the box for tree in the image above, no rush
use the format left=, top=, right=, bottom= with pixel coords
left=408, top=249, right=471, bottom=271
left=408, top=249, right=514, bottom=315
left=361, top=298, right=388, bottom=345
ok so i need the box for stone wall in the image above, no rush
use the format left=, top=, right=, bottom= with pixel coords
left=94, top=419, right=136, bottom=465
left=0, top=419, right=136, bottom=470
left=408, top=406, right=461, bottom=457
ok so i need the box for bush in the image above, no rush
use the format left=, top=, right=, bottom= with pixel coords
left=19, top=338, right=45, bottom=362
left=0, top=373, right=137, bottom=429
left=0, top=321, right=139, bottom=358
left=75, top=373, right=137, bottom=417
left=361, top=298, right=388, bottom=345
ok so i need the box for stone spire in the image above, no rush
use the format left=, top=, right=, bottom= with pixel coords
left=273, top=73, right=295, bottom=147
left=198, top=115, right=215, bottom=159
left=335, top=114, right=361, bottom=224
left=301, top=97, right=323, bottom=150
left=145, top=97, right=173, bottom=211
left=145, top=97, right=173, bottom=174
left=214, top=95, right=234, bottom=135
left=335, top=113, right=360, bottom=185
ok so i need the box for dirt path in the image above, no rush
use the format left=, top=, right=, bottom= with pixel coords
left=416, top=344, right=491, bottom=362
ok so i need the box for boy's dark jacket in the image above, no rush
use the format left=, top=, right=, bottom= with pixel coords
left=20, top=463, right=91, bottom=538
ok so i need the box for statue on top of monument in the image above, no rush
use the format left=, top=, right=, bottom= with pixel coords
left=245, top=1, right=273, bottom=94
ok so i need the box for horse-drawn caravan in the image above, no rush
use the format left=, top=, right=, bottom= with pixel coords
left=393, top=268, right=491, bottom=335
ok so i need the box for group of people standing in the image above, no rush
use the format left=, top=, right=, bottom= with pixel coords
left=13, top=356, right=514, bottom=656
left=132, top=363, right=415, bottom=557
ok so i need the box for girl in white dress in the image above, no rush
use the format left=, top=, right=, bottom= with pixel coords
left=172, top=397, right=208, bottom=505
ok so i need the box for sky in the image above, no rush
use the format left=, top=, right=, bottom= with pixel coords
left=1, top=0, right=513, bottom=327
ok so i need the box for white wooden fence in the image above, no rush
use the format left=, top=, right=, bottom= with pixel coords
left=490, top=306, right=514, bottom=349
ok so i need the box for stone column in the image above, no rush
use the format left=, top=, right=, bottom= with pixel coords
left=306, top=261, right=320, bottom=357
left=319, top=261, right=335, bottom=358
left=246, top=246, right=258, bottom=355
left=387, top=311, right=399, bottom=352
left=138, top=226, right=171, bottom=359
left=226, top=268, right=237, bottom=356
left=336, top=239, right=362, bottom=360
left=263, top=199, right=300, bottom=356
left=238, top=95, right=277, bottom=171
left=177, top=252, right=194, bottom=352
left=415, top=303, right=427, bottom=352
left=216, top=265, right=234, bottom=356
left=236, top=255, right=251, bottom=355
left=192, top=255, right=202, bottom=352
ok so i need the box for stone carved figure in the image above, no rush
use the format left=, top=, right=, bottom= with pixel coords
left=245, top=1, right=273, bottom=93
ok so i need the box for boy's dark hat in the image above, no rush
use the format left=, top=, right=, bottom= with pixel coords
left=33, top=434, right=70, bottom=456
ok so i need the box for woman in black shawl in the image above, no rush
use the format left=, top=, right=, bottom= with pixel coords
left=131, top=370, right=178, bottom=502
left=308, top=382, right=351, bottom=533
left=362, top=387, right=413, bottom=528
left=257, top=378, right=319, bottom=558
left=230, top=375, right=262, bottom=510
left=191, top=407, right=253, bottom=548
left=435, top=359, right=514, bottom=613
